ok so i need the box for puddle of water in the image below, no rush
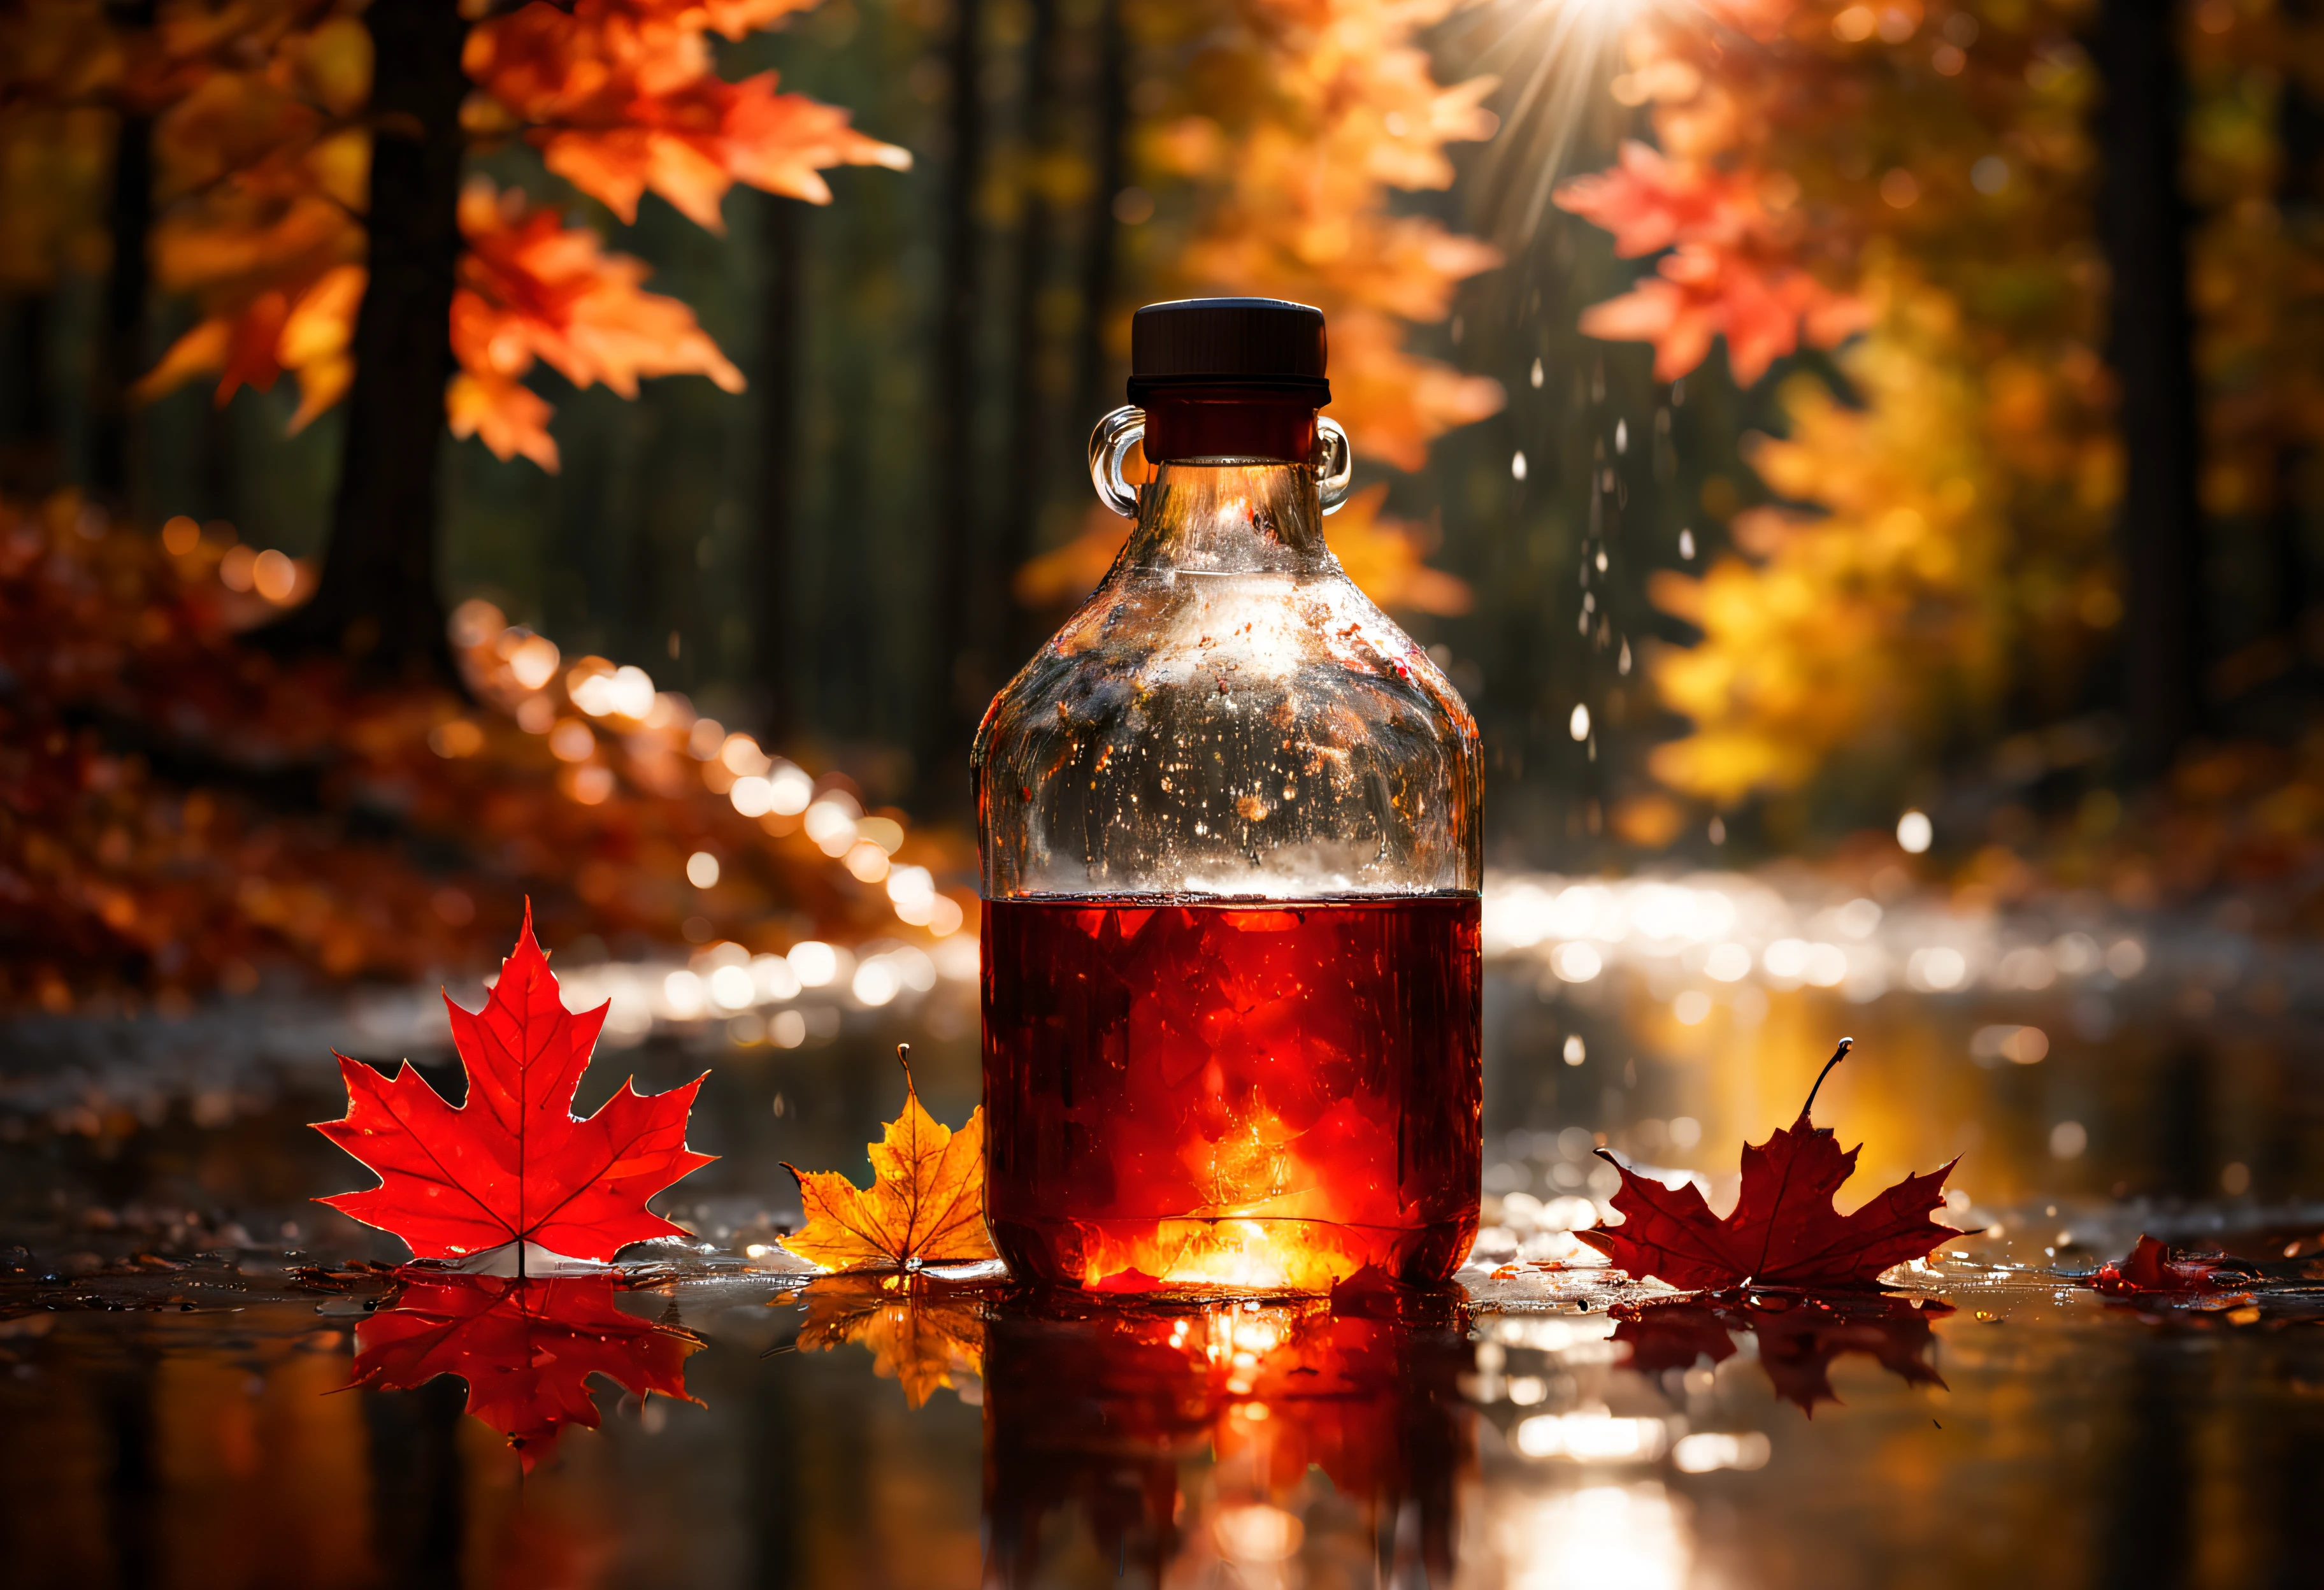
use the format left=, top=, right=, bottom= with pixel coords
left=4, top=919, right=2323, bottom=1588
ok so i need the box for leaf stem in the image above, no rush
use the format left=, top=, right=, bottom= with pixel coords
left=1798, top=1037, right=1854, bottom=1121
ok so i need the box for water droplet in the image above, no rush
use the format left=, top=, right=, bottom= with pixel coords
left=1709, top=815, right=1726, bottom=844
left=1569, top=704, right=1591, bottom=741
left=1614, top=420, right=1628, bottom=454
left=1511, top=450, right=1528, bottom=482
left=1618, top=640, right=1632, bottom=675
left=1679, top=528, right=1696, bottom=560
left=1530, top=357, right=1544, bottom=389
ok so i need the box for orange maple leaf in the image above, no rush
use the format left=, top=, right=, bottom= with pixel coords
left=466, top=0, right=908, bottom=230
left=447, top=178, right=745, bottom=468
left=780, top=1046, right=998, bottom=1272
left=1553, top=140, right=1761, bottom=258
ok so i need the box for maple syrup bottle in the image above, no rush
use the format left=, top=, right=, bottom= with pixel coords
left=975, top=297, right=1482, bottom=1293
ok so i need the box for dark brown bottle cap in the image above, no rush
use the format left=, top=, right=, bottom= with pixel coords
left=1127, top=297, right=1330, bottom=406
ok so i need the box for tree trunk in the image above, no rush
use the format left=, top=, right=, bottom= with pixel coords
left=0, top=296, right=57, bottom=496
left=2092, top=0, right=2206, bottom=776
left=920, top=0, right=987, bottom=808
left=1074, top=0, right=1126, bottom=433
left=264, top=0, right=466, bottom=685
left=757, top=194, right=807, bottom=743
left=2272, top=1, right=2321, bottom=647
left=997, top=0, right=1062, bottom=671
left=92, top=101, right=152, bottom=503
left=92, top=0, right=157, bottom=506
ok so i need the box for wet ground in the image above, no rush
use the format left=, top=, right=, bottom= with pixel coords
left=5, top=878, right=2324, bottom=1588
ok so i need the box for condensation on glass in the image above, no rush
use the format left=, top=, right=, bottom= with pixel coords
left=974, top=298, right=1484, bottom=1294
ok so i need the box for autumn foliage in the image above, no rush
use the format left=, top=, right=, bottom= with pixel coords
left=782, top=1047, right=999, bottom=1274
left=1577, top=1042, right=1964, bottom=1289
left=1558, top=0, right=2128, bottom=808
left=317, top=910, right=714, bottom=1263
left=62, top=0, right=908, bottom=464
left=0, top=489, right=961, bottom=1007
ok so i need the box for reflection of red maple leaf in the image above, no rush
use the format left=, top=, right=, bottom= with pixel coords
left=1612, top=1291, right=1954, bottom=1414
left=350, top=1270, right=702, bottom=1470
left=313, top=905, right=714, bottom=1262
left=1576, top=1040, right=1963, bottom=1290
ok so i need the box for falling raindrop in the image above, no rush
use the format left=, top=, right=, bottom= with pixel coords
left=1595, top=548, right=1608, bottom=573
left=1671, top=377, right=1686, bottom=406
left=1618, top=639, right=1632, bottom=675
left=1614, top=419, right=1628, bottom=454
left=1530, top=357, right=1545, bottom=389
left=1569, top=704, right=1591, bottom=741
left=1679, top=528, right=1696, bottom=560
left=1511, top=450, right=1528, bottom=481
left=1563, top=1035, right=1586, bottom=1066
left=1709, top=815, right=1726, bottom=844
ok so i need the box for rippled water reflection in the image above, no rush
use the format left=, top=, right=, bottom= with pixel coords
left=4, top=896, right=2323, bottom=1587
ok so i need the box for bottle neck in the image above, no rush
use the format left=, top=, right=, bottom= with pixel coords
left=1127, top=392, right=1328, bottom=575
left=1142, top=389, right=1318, bottom=464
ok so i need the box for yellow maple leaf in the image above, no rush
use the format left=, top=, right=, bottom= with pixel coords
left=780, top=1047, right=998, bottom=1272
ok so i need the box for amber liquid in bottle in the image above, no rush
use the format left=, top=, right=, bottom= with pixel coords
left=983, top=896, right=1481, bottom=1292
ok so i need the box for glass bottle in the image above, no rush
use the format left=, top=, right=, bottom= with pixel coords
left=974, top=297, right=1482, bottom=1293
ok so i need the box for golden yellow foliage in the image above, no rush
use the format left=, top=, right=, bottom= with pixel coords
left=1146, top=0, right=1505, bottom=471
left=1556, top=0, right=2130, bottom=806
left=1648, top=273, right=2012, bottom=802
left=781, top=1048, right=999, bottom=1273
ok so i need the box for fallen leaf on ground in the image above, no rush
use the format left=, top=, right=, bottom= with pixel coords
left=781, top=1046, right=998, bottom=1272
left=1612, top=1289, right=1954, bottom=1414
left=2088, top=1235, right=2243, bottom=1298
left=314, top=905, right=714, bottom=1263
left=1576, top=1039, right=1964, bottom=1290
left=350, top=1269, right=702, bottom=1470
left=784, top=1272, right=990, bottom=1407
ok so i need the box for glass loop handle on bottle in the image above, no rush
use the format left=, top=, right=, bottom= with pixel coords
left=1087, top=405, right=1355, bottom=518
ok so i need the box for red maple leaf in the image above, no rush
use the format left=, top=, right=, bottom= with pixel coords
left=2089, top=1235, right=2247, bottom=1299
left=1575, top=1039, right=1963, bottom=1290
left=349, top=1270, right=702, bottom=1470
left=314, top=906, right=714, bottom=1263
left=1611, top=1290, right=1954, bottom=1414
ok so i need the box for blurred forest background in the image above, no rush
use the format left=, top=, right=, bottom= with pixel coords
left=4, top=0, right=2323, bottom=1005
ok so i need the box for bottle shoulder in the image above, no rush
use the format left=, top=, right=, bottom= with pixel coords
left=976, top=562, right=1481, bottom=898
left=977, top=563, right=1478, bottom=762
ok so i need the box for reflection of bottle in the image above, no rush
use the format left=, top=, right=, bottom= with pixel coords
left=975, top=298, right=1484, bottom=1293
left=981, top=1297, right=1472, bottom=1586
